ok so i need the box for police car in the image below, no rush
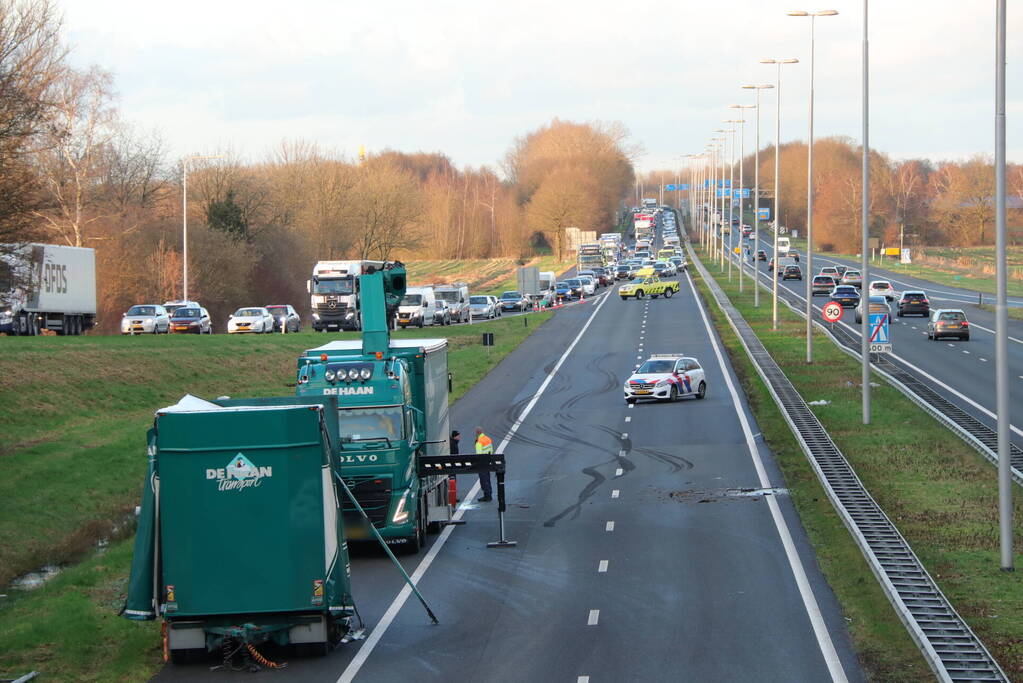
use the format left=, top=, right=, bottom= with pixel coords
left=624, top=354, right=707, bottom=403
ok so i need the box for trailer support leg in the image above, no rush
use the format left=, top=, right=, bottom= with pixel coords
left=487, top=472, right=517, bottom=548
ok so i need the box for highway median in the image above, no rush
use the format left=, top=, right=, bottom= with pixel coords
left=689, top=245, right=1022, bottom=680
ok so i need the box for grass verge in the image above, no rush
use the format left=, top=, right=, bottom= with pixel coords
left=691, top=247, right=1023, bottom=680
left=978, top=303, right=1023, bottom=321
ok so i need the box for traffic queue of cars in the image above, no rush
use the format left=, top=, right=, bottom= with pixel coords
left=121, top=299, right=303, bottom=335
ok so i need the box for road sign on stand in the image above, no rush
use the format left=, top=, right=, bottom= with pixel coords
left=758, top=207, right=770, bottom=220
left=822, top=302, right=843, bottom=323
left=869, top=312, right=892, bottom=353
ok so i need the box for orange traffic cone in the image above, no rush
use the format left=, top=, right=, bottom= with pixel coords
left=448, top=476, right=458, bottom=505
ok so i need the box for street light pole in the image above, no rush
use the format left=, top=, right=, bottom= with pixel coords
left=860, top=3, right=871, bottom=425
left=743, top=85, right=774, bottom=308
left=729, top=106, right=755, bottom=295
left=994, top=0, right=1013, bottom=572
left=761, top=58, right=799, bottom=331
left=790, top=10, right=839, bottom=364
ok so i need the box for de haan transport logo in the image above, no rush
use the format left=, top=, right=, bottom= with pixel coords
left=205, top=453, right=273, bottom=492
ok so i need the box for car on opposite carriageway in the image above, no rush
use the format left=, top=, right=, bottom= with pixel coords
left=624, top=354, right=707, bottom=403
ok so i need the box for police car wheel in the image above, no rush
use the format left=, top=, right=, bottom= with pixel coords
left=696, top=382, right=707, bottom=400
left=669, top=385, right=678, bottom=402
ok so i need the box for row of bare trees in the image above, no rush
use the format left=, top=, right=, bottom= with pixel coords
left=644, top=138, right=1023, bottom=254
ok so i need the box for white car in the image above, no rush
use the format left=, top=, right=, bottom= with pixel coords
left=121, top=304, right=170, bottom=334
left=868, top=280, right=897, bottom=302
left=227, top=307, right=275, bottom=333
left=577, top=276, right=597, bottom=296
left=624, top=354, right=707, bottom=403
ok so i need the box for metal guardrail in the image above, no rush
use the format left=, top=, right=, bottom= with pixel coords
left=731, top=247, right=1023, bottom=489
left=688, top=244, right=1008, bottom=683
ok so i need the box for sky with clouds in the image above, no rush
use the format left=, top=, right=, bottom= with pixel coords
left=59, top=0, right=1021, bottom=173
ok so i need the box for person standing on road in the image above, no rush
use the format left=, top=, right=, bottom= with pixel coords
left=474, top=427, right=494, bottom=502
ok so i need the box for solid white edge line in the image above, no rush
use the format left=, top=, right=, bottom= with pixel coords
left=684, top=271, right=849, bottom=683
left=336, top=290, right=614, bottom=683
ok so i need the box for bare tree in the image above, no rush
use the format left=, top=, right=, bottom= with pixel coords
left=347, top=161, right=422, bottom=260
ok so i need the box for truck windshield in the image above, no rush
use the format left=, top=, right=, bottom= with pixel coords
left=436, top=291, right=460, bottom=303
left=314, top=277, right=353, bottom=294
left=339, top=406, right=403, bottom=443
left=402, top=294, right=423, bottom=306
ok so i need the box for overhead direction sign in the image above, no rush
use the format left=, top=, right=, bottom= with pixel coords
left=822, top=302, right=843, bottom=323
left=869, top=312, right=892, bottom=353
left=665, top=184, right=676, bottom=191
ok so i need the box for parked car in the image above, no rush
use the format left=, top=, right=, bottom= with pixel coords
left=469, top=294, right=498, bottom=319
left=499, top=291, right=530, bottom=312
left=840, top=269, right=863, bottom=288
left=433, top=300, right=453, bottom=326
left=928, top=309, right=970, bottom=341
left=397, top=287, right=439, bottom=328
left=789, top=250, right=800, bottom=262
left=781, top=265, right=803, bottom=281
left=834, top=265, right=848, bottom=277
left=669, top=256, right=687, bottom=272
left=265, top=304, right=301, bottom=332
left=227, top=307, right=274, bottom=333
left=811, top=275, right=837, bottom=296
left=121, top=304, right=170, bottom=335
left=615, top=263, right=632, bottom=280
left=868, top=280, right=897, bottom=302
left=829, top=285, right=860, bottom=308
left=897, top=290, right=930, bottom=317
left=854, top=296, right=890, bottom=325
left=169, top=306, right=212, bottom=334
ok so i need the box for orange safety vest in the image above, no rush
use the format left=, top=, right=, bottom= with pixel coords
left=476, top=433, right=494, bottom=455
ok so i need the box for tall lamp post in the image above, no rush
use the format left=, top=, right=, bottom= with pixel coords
left=742, top=84, right=774, bottom=308
left=728, top=107, right=754, bottom=294
left=860, top=2, right=871, bottom=425
left=715, top=130, right=734, bottom=273
left=760, top=58, right=799, bottom=330
left=789, top=9, right=838, bottom=363
left=181, top=154, right=223, bottom=301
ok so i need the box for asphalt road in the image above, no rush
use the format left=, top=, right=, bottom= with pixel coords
left=717, top=226, right=1023, bottom=449
left=156, top=236, right=863, bottom=680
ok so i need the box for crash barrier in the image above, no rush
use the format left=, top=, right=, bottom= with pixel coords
left=689, top=244, right=1008, bottom=683
left=419, top=454, right=516, bottom=548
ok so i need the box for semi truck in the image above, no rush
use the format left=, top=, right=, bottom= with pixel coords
left=297, top=263, right=450, bottom=553
left=124, top=394, right=357, bottom=663
left=577, top=242, right=604, bottom=271
left=0, top=243, right=96, bottom=335
left=308, top=260, right=387, bottom=331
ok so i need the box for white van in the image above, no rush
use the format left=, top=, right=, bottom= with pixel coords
left=434, top=283, right=470, bottom=323
left=538, top=271, right=556, bottom=296
left=397, top=286, right=438, bottom=328
left=777, top=236, right=791, bottom=257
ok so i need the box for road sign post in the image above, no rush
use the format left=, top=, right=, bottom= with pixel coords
left=868, top=312, right=892, bottom=354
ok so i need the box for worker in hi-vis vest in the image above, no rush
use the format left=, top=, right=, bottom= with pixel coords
left=474, top=426, right=494, bottom=502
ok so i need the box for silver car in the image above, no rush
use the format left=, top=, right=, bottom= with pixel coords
left=121, top=304, right=170, bottom=335
left=469, top=294, right=497, bottom=319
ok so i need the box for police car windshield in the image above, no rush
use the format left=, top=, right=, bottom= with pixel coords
left=637, top=360, right=675, bottom=374
left=339, top=406, right=403, bottom=443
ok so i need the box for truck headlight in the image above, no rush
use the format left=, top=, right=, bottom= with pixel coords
left=392, top=493, right=410, bottom=524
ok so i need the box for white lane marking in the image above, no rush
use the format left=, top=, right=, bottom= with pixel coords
left=625, top=416, right=632, bottom=423
left=605, top=521, right=615, bottom=531
left=963, top=350, right=970, bottom=354
left=967, top=320, right=1023, bottom=344
left=588, top=610, right=600, bottom=626
left=336, top=284, right=614, bottom=683
left=628, top=402, right=634, bottom=408
left=621, top=433, right=628, bottom=439
left=637, top=355, right=642, bottom=359
left=611, top=489, right=620, bottom=499
left=615, top=468, right=623, bottom=477
left=980, top=357, right=988, bottom=362
left=912, top=326, right=917, bottom=329
left=685, top=271, right=849, bottom=683
left=598, top=560, right=609, bottom=573
left=578, top=677, right=590, bottom=683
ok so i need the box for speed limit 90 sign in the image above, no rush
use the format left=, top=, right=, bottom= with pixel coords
left=822, top=302, right=843, bottom=323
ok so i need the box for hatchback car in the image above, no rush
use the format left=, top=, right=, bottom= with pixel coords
left=591, top=267, right=612, bottom=286
left=121, top=304, right=169, bottom=335
left=757, top=250, right=767, bottom=261
left=868, top=280, right=896, bottom=302
left=227, top=307, right=274, bottom=333
left=829, top=285, right=860, bottom=308
left=897, top=291, right=930, bottom=317
left=469, top=294, right=498, bottom=319
left=433, top=300, right=453, bottom=325
left=781, top=265, right=803, bottom=281
left=615, top=263, right=632, bottom=280
left=562, top=279, right=583, bottom=300
left=928, top=309, right=969, bottom=341
left=855, top=296, right=890, bottom=325
left=841, top=270, right=863, bottom=288
left=555, top=282, right=574, bottom=301
left=577, top=276, right=597, bottom=296
left=812, top=275, right=837, bottom=296
left=669, top=256, right=687, bottom=272
left=168, top=306, right=212, bottom=334
left=265, top=304, right=301, bottom=332
left=818, top=266, right=840, bottom=280
left=499, top=291, right=530, bottom=311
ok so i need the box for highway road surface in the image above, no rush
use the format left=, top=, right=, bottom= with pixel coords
left=156, top=264, right=863, bottom=681
left=717, top=226, right=1023, bottom=450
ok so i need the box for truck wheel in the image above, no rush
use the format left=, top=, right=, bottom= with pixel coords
left=418, top=318, right=424, bottom=329
left=404, top=498, right=426, bottom=554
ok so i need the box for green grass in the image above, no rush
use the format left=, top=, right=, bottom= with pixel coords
left=0, top=312, right=551, bottom=680
left=977, top=303, right=1023, bottom=320
left=692, top=248, right=1023, bottom=680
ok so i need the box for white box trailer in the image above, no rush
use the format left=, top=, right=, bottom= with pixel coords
left=0, top=243, right=96, bottom=335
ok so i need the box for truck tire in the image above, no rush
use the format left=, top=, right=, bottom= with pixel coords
left=403, top=497, right=426, bottom=554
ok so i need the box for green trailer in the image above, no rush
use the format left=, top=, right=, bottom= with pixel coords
left=124, top=395, right=356, bottom=664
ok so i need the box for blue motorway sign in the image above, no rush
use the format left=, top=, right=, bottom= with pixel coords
left=869, top=312, right=892, bottom=353
left=665, top=184, right=676, bottom=191
left=679, top=183, right=689, bottom=190
left=716, top=188, right=731, bottom=197
left=758, top=207, right=771, bottom=220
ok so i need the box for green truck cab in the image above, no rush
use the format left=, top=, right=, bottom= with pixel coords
left=295, top=265, right=450, bottom=553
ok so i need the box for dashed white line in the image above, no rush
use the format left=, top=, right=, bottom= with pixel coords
left=621, top=433, right=628, bottom=439
left=947, top=343, right=954, bottom=348
left=578, top=677, right=590, bottom=683
left=611, top=489, right=620, bottom=499
left=980, top=357, right=988, bottom=362
left=963, top=350, right=970, bottom=354
left=598, top=560, right=609, bottom=573
left=615, top=468, right=623, bottom=476
left=625, top=416, right=632, bottom=423
left=587, top=609, right=600, bottom=626
left=605, top=521, right=615, bottom=531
